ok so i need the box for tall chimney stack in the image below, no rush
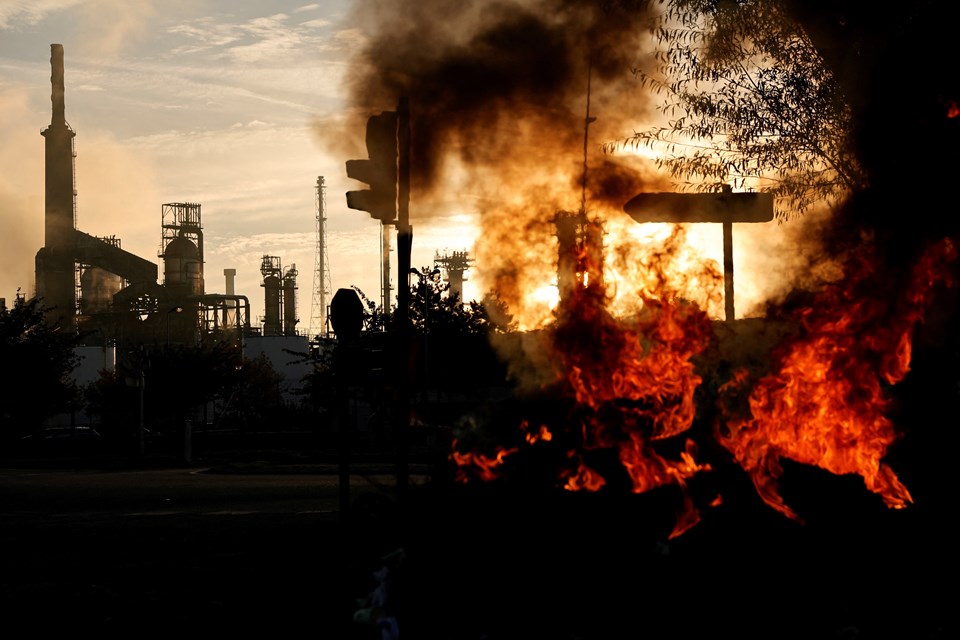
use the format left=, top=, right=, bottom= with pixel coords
left=224, top=268, right=236, bottom=295
left=50, top=43, right=66, bottom=126
left=35, top=43, right=78, bottom=329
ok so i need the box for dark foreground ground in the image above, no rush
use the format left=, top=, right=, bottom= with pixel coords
left=0, top=462, right=387, bottom=636
left=0, top=443, right=955, bottom=640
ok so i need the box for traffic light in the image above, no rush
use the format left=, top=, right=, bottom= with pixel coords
left=346, top=111, right=398, bottom=223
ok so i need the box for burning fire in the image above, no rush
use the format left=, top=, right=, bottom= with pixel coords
left=717, top=237, right=958, bottom=520
left=450, top=440, right=519, bottom=483
left=452, top=213, right=718, bottom=538
left=946, top=98, right=960, bottom=119
left=451, top=208, right=958, bottom=536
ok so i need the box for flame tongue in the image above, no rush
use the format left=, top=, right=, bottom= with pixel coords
left=556, top=284, right=714, bottom=501
left=718, top=238, right=958, bottom=519
left=561, top=296, right=713, bottom=442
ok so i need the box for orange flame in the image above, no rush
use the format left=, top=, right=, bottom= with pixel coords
left=450, top=438, right=519, bottom=483
left=555, top=268, right=714, bottom=505
left=561, top=454, right=607, bottom=492
left=522, top=421, right=553, bottom=444
left=947, top=99, right=960, bottom=118
left=717, top=238, right=958, bottom=520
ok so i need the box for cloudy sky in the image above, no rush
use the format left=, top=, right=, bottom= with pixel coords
left=0, top=0, right=483, bottom=334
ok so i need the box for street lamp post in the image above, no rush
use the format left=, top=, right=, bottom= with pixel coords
left=134, top=345, right=149, bottom=456
left=165, top=305, right=183, bottom=346
left=138, top=365, right=145, bottom=456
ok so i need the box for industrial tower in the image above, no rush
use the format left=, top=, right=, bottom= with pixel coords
left=309, top=176, right=332, bottom=338
left=434, top=250, right=473, bottom=302
left=260, top=255, right=298, bottom=336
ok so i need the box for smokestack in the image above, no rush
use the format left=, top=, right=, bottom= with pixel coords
left=50, top=43, right=66, bottom=127
left=36, top=43, right=78, bottom=328
left=42, top=42, right=76, bottom=247
left=223, top=268, right=238, bottom=329
left=224, top=268, right=236, bottom=295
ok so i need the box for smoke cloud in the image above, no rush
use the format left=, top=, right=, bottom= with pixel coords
left=0, top=89, right=44, bottom=301
left=328, top=0, right=667, bottom=325
left=74, top=0, right=159, bottom=58
left=342, top=0, right=656, bottom=190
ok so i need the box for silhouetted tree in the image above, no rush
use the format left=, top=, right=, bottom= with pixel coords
left=219, top=352, right=286, bottom=429
left=408, top=266, right=514, bottom=337
left=607, top=0, right=866, bottom=220
left=85, top=341, right=280, bottom=443
left=299, top=277, right=516, bottom=431
left=402, top=268, right=515, bottom=408
left=0, top=295, right=81, bottom=440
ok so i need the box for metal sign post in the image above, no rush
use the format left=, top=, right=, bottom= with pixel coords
left=624, top=189, right=774, bottom=321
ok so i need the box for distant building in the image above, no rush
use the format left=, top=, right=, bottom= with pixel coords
left=243, top=334, right=312, bottom=405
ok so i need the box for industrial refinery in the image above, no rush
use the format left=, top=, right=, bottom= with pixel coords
left=31, top=44, right=309, bottom=355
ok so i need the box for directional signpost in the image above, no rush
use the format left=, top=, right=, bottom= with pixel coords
left=624, top=189, right=774, bottom=321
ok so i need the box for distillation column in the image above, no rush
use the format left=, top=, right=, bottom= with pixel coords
left=282, top=264, right=298, bottom=336
left=261, top=255, right=282, bottom=336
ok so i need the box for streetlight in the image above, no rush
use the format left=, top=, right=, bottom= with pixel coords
left=135, top=346, right=150, bottom=456
left=165, top=305, right=183, bottom=346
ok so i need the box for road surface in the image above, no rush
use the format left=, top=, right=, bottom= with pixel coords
left=0, top=463, right=418, bottom=636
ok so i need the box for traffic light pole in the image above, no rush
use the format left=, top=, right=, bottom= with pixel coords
left=395, top=96, right=412, bottom=501
left=343, top=96, right=413, bottom=504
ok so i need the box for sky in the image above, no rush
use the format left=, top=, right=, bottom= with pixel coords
left=0, top=0, right=821, bottom=335
left=0, top=0, right=481, bottom=334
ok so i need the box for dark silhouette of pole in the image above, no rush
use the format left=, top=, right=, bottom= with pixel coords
left=138, top=367, right=145, bottom=456
left=395, top=96, right=412, bottom=501
left=330, top=288, right=365, bottom=520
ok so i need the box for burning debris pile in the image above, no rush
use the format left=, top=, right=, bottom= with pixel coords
left=449, top=218, right=957, bottom=537
left=397, top=219, right=958, bottom=638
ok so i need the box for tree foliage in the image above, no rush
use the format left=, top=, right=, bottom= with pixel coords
left=406, top=267, right=516, bottom=397
left=606, top=0, right=866, bottom=220
left=353, top=274, right=515, bottom=336
left=299, top=276, right=517, bottom=421
left=407, top=267, right=515, bottom=337
left=0, top=295, right=81, bottom=438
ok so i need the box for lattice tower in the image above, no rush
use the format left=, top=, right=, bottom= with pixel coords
left=309, top=176, right=333, bottom=338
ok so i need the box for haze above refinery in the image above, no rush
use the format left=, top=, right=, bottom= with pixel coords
left=0, top=0, right=481, bottom=329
